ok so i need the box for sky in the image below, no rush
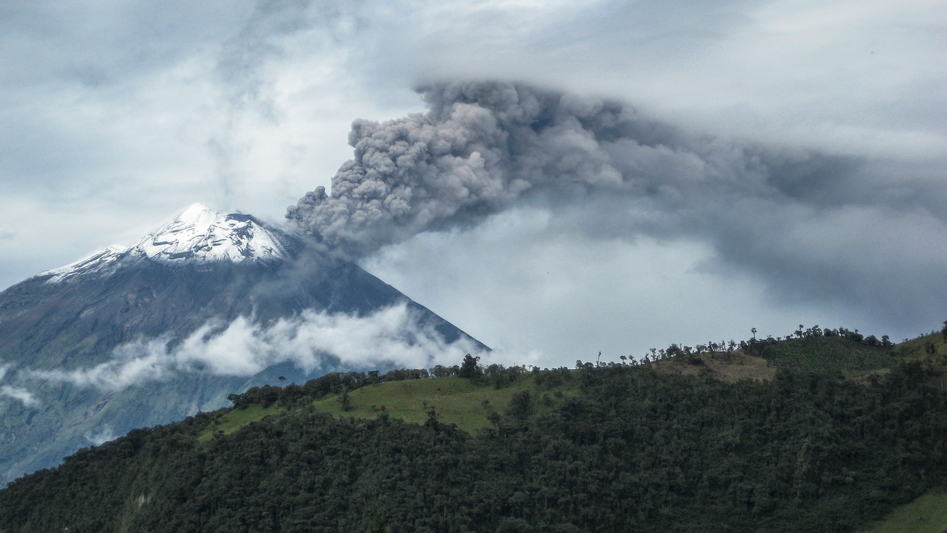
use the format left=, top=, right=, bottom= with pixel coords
left=1, top=0, right=945, bottom=368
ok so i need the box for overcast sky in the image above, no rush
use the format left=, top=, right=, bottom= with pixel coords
left=1, top=0, right=945, bottom=367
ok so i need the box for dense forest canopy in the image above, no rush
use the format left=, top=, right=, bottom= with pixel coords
left=2, top=327, right=947, bottom=532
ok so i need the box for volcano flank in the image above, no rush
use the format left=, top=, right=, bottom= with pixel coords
left=0, top=204, right=485, bottom=483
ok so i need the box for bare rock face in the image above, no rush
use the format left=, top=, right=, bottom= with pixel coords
left=0, top=204, right=484, bottom=484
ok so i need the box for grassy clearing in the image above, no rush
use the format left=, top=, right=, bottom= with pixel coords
left=894, top=333, right=946, bottom=358
left=311, top=375, right=579, bottom=433
left=656, top=351, right=776, bottom=383
left=894, top=333, right=947, bottom=364
left=197, top=403, right=285, bottom=442
left=760, top=336, right=896, bottom=375
left=860, top=489, right=947, bottom=533
left=893, top=333, right=947, bottom=388
left=196, top=375, right=580, bottom=440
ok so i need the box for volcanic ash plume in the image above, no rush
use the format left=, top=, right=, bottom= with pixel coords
left=286, top=81, right=947, bottom=326
left=286, top=81, right=673, bottom=257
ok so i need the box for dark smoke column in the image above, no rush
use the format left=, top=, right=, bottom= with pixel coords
left=286, top=81, right=947, bottom=343
left=286, top=81, right=629, bottom=258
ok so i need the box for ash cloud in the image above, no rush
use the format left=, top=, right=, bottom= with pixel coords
left=287, top=81, right=642, bottom=256
left=286, top=80, right=849, bottom=258
left=24, top=302, right=485, bottom=392
left=288, top=80, right=947, bottom=328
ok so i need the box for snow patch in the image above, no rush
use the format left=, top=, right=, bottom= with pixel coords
left=39, top=245, right=130, bottom=283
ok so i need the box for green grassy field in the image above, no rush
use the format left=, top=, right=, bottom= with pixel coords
left=861, top=489, right=947, bottom=533
left=760, top=336, right=896, bottom=375
left=894, top=331, right=945, bottom=353
left=894, top=333, right=947, bottom=362
left=308, top=375, right=578, bottom=433
left=198, top=403, right=286, bottom=441
left=892, top=333, right=947, bottom=388
left=198, top=374, right=580, bottom=440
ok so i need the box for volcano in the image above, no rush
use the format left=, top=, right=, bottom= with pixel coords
left=0, top=204, right=485, bottom=483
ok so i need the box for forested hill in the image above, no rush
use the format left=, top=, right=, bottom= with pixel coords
left=3, top=330, right=947, bottom=533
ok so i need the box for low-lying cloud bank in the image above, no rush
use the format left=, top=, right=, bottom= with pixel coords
left=84, top=425, right=118, bottom=446
left=20, top=302, right=486, bottom=393
left=0, top=364, right=40, bottom=408
left=0, top=386, right=40, bottom=408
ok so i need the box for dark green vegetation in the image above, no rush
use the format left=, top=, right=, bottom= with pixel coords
left=4, top=332, right=947, bottom=532
left=760, top=335, right=896, bottom=374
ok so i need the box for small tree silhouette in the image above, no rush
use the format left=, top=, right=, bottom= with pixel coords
left=459, top=354, right=482, bottom=379
left=337, top=387, right=352, bottom=412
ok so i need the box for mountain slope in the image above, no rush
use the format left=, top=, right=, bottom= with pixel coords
left=1, top=343, right=946, bottom=533
left=0, top=204, right=485, bottom=483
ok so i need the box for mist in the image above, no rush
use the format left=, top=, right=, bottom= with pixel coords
left=0, top=364, right=40, bottom=408
left=17, top=302, right=487, bottom=393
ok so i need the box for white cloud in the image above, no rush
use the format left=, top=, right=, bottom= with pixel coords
left=0, top=385, right=40, bottom=408
left=84, top=425, right=118, bottom=446
left=360, top=205, right=876, bottom=367
left=24, top=303, right=488, bottom=392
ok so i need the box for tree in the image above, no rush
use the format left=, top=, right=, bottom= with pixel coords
left=337, top=387, right=352, bottom=412
left=488, top=411, right=502, bottom=430
left=507, top=391, right=533, bottom=421
left=459, top=354, right=482, bottom=379
left=496, top=517, right=530, bottom=533
left=942, top=320, right=947, bottom=343
left=369, top=516, right=390, bottom=533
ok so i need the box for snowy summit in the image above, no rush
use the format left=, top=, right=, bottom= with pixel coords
left=136, top=203, right=291, bottom=264
left=40, top=204, right=298, bottom=283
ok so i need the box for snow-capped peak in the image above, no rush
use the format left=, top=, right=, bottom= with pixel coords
left=134, top=203, right=291, bottom=264
left=39, top=204, right=299, bottom=283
